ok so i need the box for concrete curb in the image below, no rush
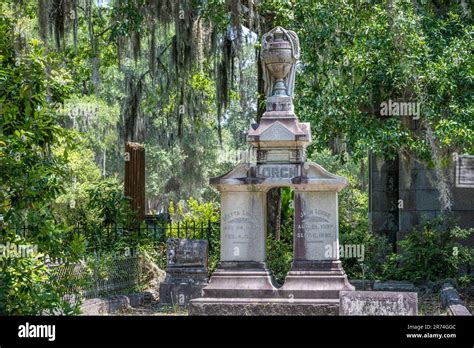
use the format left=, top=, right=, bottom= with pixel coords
left=440, top=282, right=471, bottom=316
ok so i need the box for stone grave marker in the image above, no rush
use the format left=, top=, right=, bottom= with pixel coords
left=159, top=238, right=208, bottom=306
left=339, top=291, right=418, bottom=316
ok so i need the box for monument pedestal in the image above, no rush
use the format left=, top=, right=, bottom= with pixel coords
left=280, top=261, right=354, bottom=299
left=201, top=262, right=277, bottom=298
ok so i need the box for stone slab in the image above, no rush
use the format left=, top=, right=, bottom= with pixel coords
left=220, top=191, right=266, bottom=262
left=349, top=280, right=374, bottom=291
left=80, top=292, right=153, bottom=315
left=159, top=282, right=206, bottom=306
left=294, top=191, right=339, bottom=261
left=451, top=187, right=474, bottom=210
left=373, top=280, right=416, bottom=292
left=339, top=291, right=418, bottom=316
left=166, top=238, right=208, bottom=267
left=415, top=189, right=441, bottom=210
left=413, top=169, right=437, bottom=190
left=189, top=298, right=339, bottom=316
left=447, top=304, right=471, bottom=316
left=280, top=260, right=354, bottom=299
left=200, top=261, right=277, bottom=298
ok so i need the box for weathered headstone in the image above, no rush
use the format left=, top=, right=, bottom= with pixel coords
left=339, top=291, right=418, bottom=316
left=159, top=238, right=208, bottom=306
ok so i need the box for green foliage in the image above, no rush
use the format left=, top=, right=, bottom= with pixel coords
left=294, top=0, right=474, bottom=162
left=86, top=178, right=133, bottom=227
left=382, top=218, right=473, bottom=283
left=0, top=13, right=71, bottom=229
left=339, top=226, right=391, bottom=280
left=309, top=151, right=391, bottom=279
left=0, top=6, right=81, bottom=315
left=0, top=237, right=80, bottom=315
left=52, top=135, right=102, bottom=225
left=266, top=222, right=293, bottom=285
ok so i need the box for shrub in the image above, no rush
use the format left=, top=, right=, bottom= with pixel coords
left=266, top=222, right=293, bottom=285
left=382, top=217, right=473, bottom=283
left=0, top=236, right=81, bottom=315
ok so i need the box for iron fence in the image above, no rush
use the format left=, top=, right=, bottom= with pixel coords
left=6, top=218, right=218, bottom=252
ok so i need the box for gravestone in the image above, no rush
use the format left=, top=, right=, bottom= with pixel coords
left=339, top=291, right=418, bottom=316
left=159, top=238, right=208, bottom=306
left=456, top=155, right=474, bottom=188
left=189, top=26, right=354, bottom=315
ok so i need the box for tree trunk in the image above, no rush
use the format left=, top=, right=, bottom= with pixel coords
left=256, top=49, right=265, bottom=123
left=267, top=187, right=281, bottom=240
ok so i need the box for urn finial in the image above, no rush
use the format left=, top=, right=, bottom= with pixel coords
left=261, top=26, right=300, bottom=98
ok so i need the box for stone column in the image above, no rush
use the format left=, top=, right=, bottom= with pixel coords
left=220, top=191, right=266, bottom=262
left=280, top=190, right=354, bottom=300
left=199, top=189, right=277, bottom=299
left=293, top=191, right=339, bottom=261
left=124, top=142, right=145, bottom=222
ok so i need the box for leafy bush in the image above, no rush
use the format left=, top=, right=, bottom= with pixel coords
left=0, top=236, right=81, bottom=315
left=340, top=226, right=391, bottom=280
left=0, top=10, right=80, bottom=315
left=266, top=222, right=293, bottom=285
left=86, top=178, right=134, bottom=227
left=382, top=217, right=473, bottom=283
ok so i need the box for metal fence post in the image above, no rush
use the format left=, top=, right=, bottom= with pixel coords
left=207, top=219, right=212, bottom=252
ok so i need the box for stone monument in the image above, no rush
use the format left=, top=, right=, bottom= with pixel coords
left=339, top=291, right=418, bottom=316
left=159, top=238, right=208, bottom=306
left=189, top=27, right=354, bottom=315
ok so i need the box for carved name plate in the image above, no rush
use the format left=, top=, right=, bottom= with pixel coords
left=294, top=191, right=338, bottom=260
left=220, top=192, right=265, bottom=262
left=256, top=164, right=300, bottom=179
left=456, top=155, right=474, bottom=188
left=340, top=291, right=418, bottom=316
left=167, top=238, right=208, bottom=268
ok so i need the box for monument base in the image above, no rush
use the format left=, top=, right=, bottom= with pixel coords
left=280, top=260, right=355, bottom=299
left=159, top=282, right=207, bottom=306
left=201, top=261, right=278, bottom=298
left=189, top=298, right=339, bottom=316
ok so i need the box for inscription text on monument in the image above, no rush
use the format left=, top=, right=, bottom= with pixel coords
left=256, top=164, right=300, bottom=179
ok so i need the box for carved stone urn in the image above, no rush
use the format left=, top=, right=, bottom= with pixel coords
left=261, top=28, right=295, bottom=96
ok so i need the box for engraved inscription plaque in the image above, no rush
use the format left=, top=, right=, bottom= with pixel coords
left=456, top=155, right=474, bottom=188
left=220, top=191, right=265, bottom=262
left=294, top=191, right=338, bottom=260
left=256, top=164, right=300, bottom=179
